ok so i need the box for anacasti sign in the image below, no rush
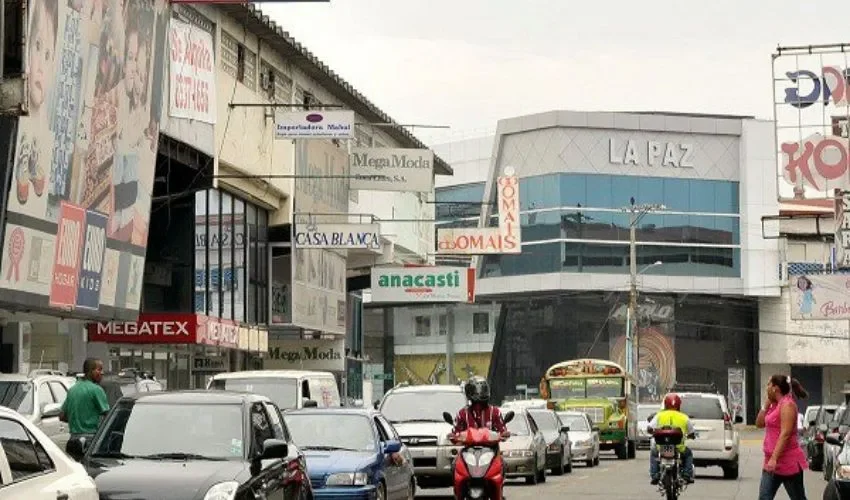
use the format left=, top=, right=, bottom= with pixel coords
left=370, top=266, right=475, bottom=303
left=87, top=313, right=261, bottom=351
left=349, top=148, right=434, bottom=193
left=265, top=338, right=345, bottom=371
left=293, top=223, right=381, bottom=250
left=436, top=174, right=521, bottom=254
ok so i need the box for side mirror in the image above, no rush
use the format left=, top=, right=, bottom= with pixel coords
left=383, top=440, right=402, bottom=454
left=261, top=439, right=289, bottom=460
left=302, top=399, right=318, bottom=408
left=560, top=426, right=570, bottom=434
left=734, top=415, right=744, bottom=424
left=826, top=435, right=843, bottom=447
left=373, top=400, right=380, bottom=410
left=42, top=402, right=61, bottom=419
left=503, top=411, right=515, bottom=423
left=442, top=412, right=454, bottom=425
left=592, top=426, right=600, bottom=432
left=66, top=435, right=89, bottom=461
left=647, top=413, right=656, bottom=422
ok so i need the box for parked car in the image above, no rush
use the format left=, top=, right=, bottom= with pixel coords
left=501, top=408, right=548, bottom=485
left=678, top=391, right=742, bottom=479
left=285, top=407, right=416, bottom=499
left=557, top=410, right=601, bottom=467
left=377, top=383, right=467, bottom=489
left=527, top=407, right=572, bottom=475
left=807, top=404, right=839, bottom=471
left=66, top=390, right=312, bottom=499
left=825, top=404, right=849, bottom=478
left=824, top=433, right=850, bottom=500
left=637, top=404, right=661, bottom=448
left=0, top=373, right=75, bottom=449
left=99, top=372, right=164, bottom=407
left=0, top=405, right=98, bottom=499
left=208, top=369, right=341, bottom=410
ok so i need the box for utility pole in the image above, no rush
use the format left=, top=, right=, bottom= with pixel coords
left=446, top=305, right=455, bottom=384
left=622, top=199, right=666, bottom=388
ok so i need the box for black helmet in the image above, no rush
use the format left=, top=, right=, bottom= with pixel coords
left=464, top=376, right=490, bottom=405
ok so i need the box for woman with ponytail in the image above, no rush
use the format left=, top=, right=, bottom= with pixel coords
left=755, top=374, right=809, bottom=500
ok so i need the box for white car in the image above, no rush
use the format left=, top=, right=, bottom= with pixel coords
left=678, top=391, right=742, bottom=479
left=0, top=406, right=97, bottom=499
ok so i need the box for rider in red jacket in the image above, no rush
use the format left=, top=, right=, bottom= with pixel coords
left=453, top=376, right=509, bottom=436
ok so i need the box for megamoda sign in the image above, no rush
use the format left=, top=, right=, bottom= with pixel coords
left=265, top=339, right=345, bottom=371
left=349, top=148, right=435, bottom=192
left=370, top=266, right=475, bottom=303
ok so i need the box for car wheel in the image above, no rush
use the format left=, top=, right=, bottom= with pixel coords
left=538, top=461, right=547, bottom=483
left=565, top=454, right=572, bottom=474
left=825, top=480, right=842, bottom=500
left=526, top=458, right=539, bottom=486
left=593, top=454, right=600, bottom=466
left=627, top=440, right=636, bottom=459
left=722, top=460, right=739, bottom=480
left=377, top=481, right=387, bottom=500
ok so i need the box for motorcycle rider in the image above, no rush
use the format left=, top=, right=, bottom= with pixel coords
left=452, top=376, right=509, bottom=436
left=648, top=393, right=695, bottom=485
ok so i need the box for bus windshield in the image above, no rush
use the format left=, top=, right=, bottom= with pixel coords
left=586, top=378, right=623, bottom=398
left=549, top=377, right=625, bottom=399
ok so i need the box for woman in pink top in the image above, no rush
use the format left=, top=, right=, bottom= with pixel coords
left=755, top=374, right=809, bottom=500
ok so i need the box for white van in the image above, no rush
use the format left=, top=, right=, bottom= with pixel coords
left=207, top=370, right=341, bottom=411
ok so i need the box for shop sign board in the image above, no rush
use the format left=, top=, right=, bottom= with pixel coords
left=197, top=315, right=239, bottom=349
left=266, top=338, right=345, bottom=371
left=370, top=266, right=475, bottom=303
left=349, top=148, right=434, bottom=192
left=275, top=110, right=354, bottom=140
left=293, top=223, right=381, bottom=250
left=87, top=313, right=198, bottom=344
left=168, top=19, right=216, bottom=124
left=789, top=274, right=850, bottom=320
left=436, top=174, right=521, bottom=255
left=237, top=326, right=250, bottom=351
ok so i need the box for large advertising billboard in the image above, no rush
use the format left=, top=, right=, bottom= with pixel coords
left=0, top=0, right=168, bottom=320
left=772, top=46, right=850, bottom=199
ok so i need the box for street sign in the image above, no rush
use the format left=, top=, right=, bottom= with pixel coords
left=516, top=384, right=528, bottom=391
left=527, top=388, right=539, bottom=395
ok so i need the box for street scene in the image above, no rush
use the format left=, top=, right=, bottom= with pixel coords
left=0, top=0, right=847, bottom=499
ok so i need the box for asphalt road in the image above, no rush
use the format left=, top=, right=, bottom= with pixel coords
left=416, top=431, right=827, bottom=499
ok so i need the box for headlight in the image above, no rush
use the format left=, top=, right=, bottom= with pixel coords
left=326, top=472, right=369, bottom=486
left=574, top=440, right=591, bottom=447
left=203, top=481, right=238, bottom=500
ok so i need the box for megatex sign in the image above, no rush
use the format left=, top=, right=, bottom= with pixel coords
left=265, top=338, right=345, bottom=371
left=436, top=172, right=521, bottom=255
left=294, top=223, right=381, bottom=250
left=370, top=266, right=475, bottom=303
left=349, top=147, right=434, bottom=192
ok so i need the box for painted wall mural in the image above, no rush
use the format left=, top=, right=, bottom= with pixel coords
left=394, top=353, right=492, bottom=385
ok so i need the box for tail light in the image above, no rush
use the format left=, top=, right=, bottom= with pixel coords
left=723, top=413, right=733, bottom=431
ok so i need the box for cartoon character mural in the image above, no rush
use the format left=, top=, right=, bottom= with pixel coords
left=795, top=276, right=815, bottom=318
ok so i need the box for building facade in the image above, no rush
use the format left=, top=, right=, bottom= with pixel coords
left=374, top=110, right=782, bottom=422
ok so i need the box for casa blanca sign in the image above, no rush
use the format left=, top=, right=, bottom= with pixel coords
left=265, top=338, right=345, bottom=371
left=293, top=223, right=382, bottom=250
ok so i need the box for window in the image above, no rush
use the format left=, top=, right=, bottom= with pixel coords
left=679, top=396, right=724, bottom=420
left=414, top=316, right=431, bottom=337
left=47, top=382, right=67, bottom=406
left=373, top=417, right=390, bottom=441
left=0, top=417, right=53, bottom=482
left=37, top=384, right=53, bottom=411
left=472, top=313, right=489, bottom=334
left=251, top=403, right=274, bottom=454
left=438, top=315, right=447, bottom=336
left=263, top=402, right=286, bottom=441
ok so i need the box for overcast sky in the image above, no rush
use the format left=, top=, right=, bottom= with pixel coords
left=259, top=0, right=846, bottom=145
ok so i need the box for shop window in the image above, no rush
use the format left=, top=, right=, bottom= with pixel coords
left=414, top=316, right=431, bottom=337
left=208, top=190, right=222, bottom=317
left=221, top=192, right=234, bottom=320
left=247, top=204, right=258, bottom=324
left=258, top=210, right=269, bottom=324
left=472, top=313, right=490, bottom=334
left=234, top=198, right=246, bottom=322
left=438, top=315, right=447, bottom=336
left=195, top=190, right=209, bottom=314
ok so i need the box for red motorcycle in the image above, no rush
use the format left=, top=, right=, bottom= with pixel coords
left=442, top=410, right=515, bottom=500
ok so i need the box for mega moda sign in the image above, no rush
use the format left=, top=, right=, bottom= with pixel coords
left=370, top=266, right=475, bottom=303
left=87, top=313, right=197, bottom=344
left=436, top=175, right=521, bottom=255
left=266, top=338, right=345, bottom=371
left=293, top=223, right=381, bottom=250
left=349, top=148, right=435, bottom=192
left=275, top=110, right=355, bottom=140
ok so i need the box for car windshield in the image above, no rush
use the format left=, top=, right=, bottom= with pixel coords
left=91, top=402, right=244, bottom=460
left=506, top=414, right=530, bottom=436
left=0, top=381, right=33, bottom=415
left=528, top=410, right=559, bottom=431
left=804, top=407, right=819, bottom=424
left=558, top=414, right=589, bottom=431
left=284, top=413, right=376, bottom=452
left=680, top=397, right=724, bottom=420
left=638, top=406, right=659, bottom=421
left=381, top=391, right=467, bottom=424
left=210, top=378, right=298, bottom=410
left=585, top=378, right=623, bottom=398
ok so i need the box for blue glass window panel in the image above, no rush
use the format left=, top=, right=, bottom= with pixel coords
left=611, top=176, right=636, bottom=208
left=715, top=217, right=739, bottom=245
left=491, top=242, right=562, bottom=276
left=560, top=174, right=586, bottom=207
left=637, top=177, right=664, bottom=205
left=714, top=182, right=739, bottom=213
left=663, top=178, right=690, bottom=212
left=585, top=176, right=612, bottom=209
left=689, top=179, right=716, bottom=213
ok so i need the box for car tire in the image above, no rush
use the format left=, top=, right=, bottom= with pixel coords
left=722, top=461, right=739, bottom=480
left=406, top=480, right=415, bottom=500
left=627, top=440, right=636, bottom=459
left=616, top=442, right=628, bottom=460
left=825, top=480, right=841, bottom=500
left=593, top=454, right=600, bottom=466
left=551, top=452, right=564, bottom=476
left=377, top=481, right=387, bottom=500
left=586, top=457, right=593, bottom=467
left=526, top=461, right=539, bottom=486
left=538, top=462, right=547, bottom=483
left=565, top=454, right=572, bottom=474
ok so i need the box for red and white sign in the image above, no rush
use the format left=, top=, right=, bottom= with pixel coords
left=50, top=202, right=86, bottom=308
left=782, top=133, right=850, bottom=192
left=87, top=313, right=197, bottom=344
left=197, top=315, right=239, bottom=349
left=436, top=174, right=522, bottom=255
left=168, top=20, right=216, bottom=124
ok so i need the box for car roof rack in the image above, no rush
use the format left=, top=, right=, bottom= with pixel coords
left=669, top=382, right=719, bottom=394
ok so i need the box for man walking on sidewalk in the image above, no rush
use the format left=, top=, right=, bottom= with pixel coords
left=60, top=358, right=110, bottom=453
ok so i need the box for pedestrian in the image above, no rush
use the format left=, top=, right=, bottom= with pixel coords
left=60, top=358, right=111, bottom=454
left=756, top=374, right=809, bottom=500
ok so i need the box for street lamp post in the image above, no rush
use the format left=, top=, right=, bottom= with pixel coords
left=622, top=199, right=666, bottom=382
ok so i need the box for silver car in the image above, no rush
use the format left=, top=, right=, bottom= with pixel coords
left=558, top=411, right=601, bottom=467
left=502, top=408, right=548, bottom=485
left=637, top=404, right=661, bottom=448
left=0, top=373, right=75, bottom=448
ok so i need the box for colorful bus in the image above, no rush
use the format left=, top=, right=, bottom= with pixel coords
left=539, top=358, right=637, bottom=460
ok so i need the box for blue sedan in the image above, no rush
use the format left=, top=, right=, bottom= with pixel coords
left=284, top=407, right=416, bottom=500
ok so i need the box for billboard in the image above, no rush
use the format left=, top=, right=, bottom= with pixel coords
left=772, top=46, right=850, bottom=199
left=370, top=266, right=475, bottom=303
left=291, top=139, right=348, bottom=335
left=789, top=274, right=850, bottom=320
left=0, top=0, right=168, bottom=320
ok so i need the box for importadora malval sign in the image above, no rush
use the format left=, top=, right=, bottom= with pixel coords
left=370, top=266, right=475, bottom=303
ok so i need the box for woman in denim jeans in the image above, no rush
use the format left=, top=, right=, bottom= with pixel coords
left=756, top=374, right=809, bottom=500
